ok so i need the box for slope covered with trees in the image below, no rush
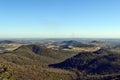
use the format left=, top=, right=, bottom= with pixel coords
left=0, top=44, right=77, bottom=80
left=49, top=49, right=120, bottom=79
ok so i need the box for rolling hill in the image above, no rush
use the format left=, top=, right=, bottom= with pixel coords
left=0, top=44, right=77, bottom=80
left=0, top=43, right=120, bottom=80
left=49, top=49, right=120, bottom=79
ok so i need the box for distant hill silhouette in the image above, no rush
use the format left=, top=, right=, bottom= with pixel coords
left=91, top=40, right=101, bottom=43
left=0, top=40, right=15, bottom=44
left=60, top=40, right=95, bottom=49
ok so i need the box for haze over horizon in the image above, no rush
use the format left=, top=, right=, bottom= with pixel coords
left=0, top=0, right=120, bottom=38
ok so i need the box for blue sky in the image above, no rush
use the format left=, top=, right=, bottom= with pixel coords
left=0, top=0, right=120, bottom=38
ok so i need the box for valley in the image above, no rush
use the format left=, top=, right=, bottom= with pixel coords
left=0, top=39, right=120, bottom=80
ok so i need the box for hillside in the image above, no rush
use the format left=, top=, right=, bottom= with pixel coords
left=49, top=49, right=120, bottom=79
left=0, top=44, right=120, bottom=80
left=0, top=44, right=77, bottom=80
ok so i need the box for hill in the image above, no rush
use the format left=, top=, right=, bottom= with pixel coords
left=1, top=44, right=120, bottom=80
left=60, top=40, right=95, bottom=49
left=49, top=49, right=120, bottom=79
left=0, top=40, right=15, bottom=44
left=0, top=44, right=77, bottom=80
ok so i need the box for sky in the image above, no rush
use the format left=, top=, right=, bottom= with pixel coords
left=0, top=0, right=120, bottom=38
